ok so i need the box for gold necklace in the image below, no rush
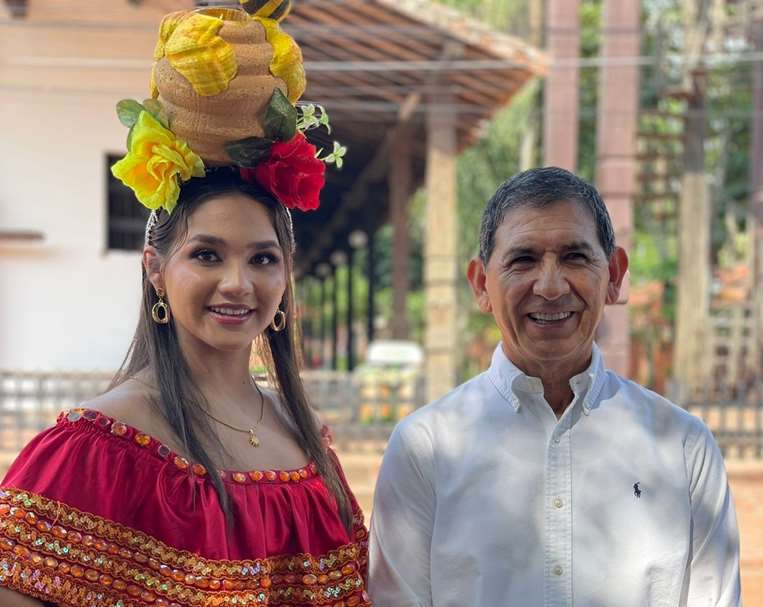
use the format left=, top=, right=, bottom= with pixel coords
left=201, top=377, right=265, bottom=448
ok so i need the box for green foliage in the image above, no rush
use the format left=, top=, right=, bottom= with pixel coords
left=116, top=99, right=144, bottom=128
left=224, top=136, right=274, bottom=167
left=263, top=88, right=297, bottom=141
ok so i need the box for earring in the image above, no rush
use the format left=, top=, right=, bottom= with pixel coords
left=270, top=309, right=287, bottom=332
left=151, top=291, right=171, bottom=325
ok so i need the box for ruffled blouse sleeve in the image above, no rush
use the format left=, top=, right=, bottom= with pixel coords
left=0, top=409, right=372, bottom=607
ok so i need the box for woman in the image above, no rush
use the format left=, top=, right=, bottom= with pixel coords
left=0, top=4, right=370, bottom=606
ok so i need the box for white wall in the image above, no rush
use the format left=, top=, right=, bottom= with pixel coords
left=0, top=2, right=176, bottom=370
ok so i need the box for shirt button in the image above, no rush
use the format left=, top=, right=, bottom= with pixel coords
left=553, top=498, right=564, bottom=509
left=553, top=565, right=564, bottom=576
left=554, top=437, right=561, bottom=444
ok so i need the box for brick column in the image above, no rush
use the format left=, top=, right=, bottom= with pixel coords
left=544, top=0, right=580, bottom=170
left=424, top=99, right=457, bottom=402
left=594, top=0, right=640, bottom=376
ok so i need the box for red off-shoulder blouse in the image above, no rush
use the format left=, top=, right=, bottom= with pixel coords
left=0, top=408, right=371, bottom=607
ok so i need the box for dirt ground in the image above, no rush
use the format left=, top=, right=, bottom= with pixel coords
left=338, top=449, right=763, bottom=606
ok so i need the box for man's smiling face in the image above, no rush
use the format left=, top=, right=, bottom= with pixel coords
left=469, top=199, right=627, bottom=375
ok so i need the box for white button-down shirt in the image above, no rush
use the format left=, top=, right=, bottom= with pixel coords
left=369, top=344, right=740, bottom=606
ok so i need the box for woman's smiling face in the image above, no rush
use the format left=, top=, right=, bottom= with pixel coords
left=152, top=192, right=287, bottom=354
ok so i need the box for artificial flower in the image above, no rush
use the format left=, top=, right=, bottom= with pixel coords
left=240, top=132, right=325, bottom=211
left=111, top=111, right=205, bottom=214
left=157, top=12, right=238, bottom=97
left=256, top=17, right=306, bottom=103
left=150, top=10, right=187, bottom=98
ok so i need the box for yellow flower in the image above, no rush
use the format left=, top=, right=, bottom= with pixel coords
left=150, top=11, right=187, bottom=98
left=256, top=17, right=305, bottom=103
left=163, top=12, right=238, bottom=97
left=111, top=111, right=205, bottom=214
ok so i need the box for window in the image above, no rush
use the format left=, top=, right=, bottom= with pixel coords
left=106, top=153, right=149, bottom=251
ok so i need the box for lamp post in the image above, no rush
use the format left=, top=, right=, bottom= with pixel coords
left=347, top=231, right=368, bottom=371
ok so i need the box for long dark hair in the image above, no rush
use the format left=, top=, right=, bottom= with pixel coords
left=110, top=168, right=353, bottom=529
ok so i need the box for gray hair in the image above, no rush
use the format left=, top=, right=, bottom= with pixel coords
left=478, top=167, right=616, bottom=265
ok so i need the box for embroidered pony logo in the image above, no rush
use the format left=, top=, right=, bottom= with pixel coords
left=633, top=482, right=642, bottom=498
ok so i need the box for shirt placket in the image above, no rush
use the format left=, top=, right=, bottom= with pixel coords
left=544, top=415, right=573, bottom=607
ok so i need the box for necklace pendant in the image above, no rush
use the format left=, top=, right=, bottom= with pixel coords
left=249, top=429, right=260, bottom=448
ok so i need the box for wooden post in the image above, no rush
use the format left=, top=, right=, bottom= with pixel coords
left=674, top=67, right=711, bottom=397
left=543, top=0, right=580, bottom=170
left=594, top=0, right=639, bottom=376
left=389, top=124, right=412, bottom=339
left=424, top=95, right=458, bottom=402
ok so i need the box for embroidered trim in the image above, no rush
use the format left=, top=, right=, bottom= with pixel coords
left=0, top=488, right=370, bottom=607
left=60, top=408, right=320, bottom=484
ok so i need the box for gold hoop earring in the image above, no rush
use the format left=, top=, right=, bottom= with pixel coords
left=270, top=309, right=286, bottom=332
left=151, top=294, right=170, bottom=325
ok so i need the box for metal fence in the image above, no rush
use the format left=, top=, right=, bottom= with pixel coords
left=0, top=370, right=113, bottom=467
left=682, top=382, right=763, bottom=458
left=0, top=369, right=423, bottom=468
left=1, top=369, right=761, bottom=467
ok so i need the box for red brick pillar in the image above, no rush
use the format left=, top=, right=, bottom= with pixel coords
left=594, top=0, right=640, bottom=377
left=543, top=0, right=580, bottom=170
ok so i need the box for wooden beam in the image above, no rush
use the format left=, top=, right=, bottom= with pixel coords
left=0, top=229, right=43, bottom=241
left=389, top=123, right=413, bottom=339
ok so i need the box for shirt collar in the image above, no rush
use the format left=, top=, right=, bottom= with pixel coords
left=487, top=342, right=606, bottom=413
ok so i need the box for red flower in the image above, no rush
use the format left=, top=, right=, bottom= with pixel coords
left=240, top=132, right=325, bottom=211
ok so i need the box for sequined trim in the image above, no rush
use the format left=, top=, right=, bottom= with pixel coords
left=0, top=488, right=370, bottom=607
left=59, top=408, right=320, bottom=484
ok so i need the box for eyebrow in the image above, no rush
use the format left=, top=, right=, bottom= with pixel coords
left=501, top=241, right=596, bottom=263
left=188, top=234, right=281, bottom=249
left=560, top=241, right=596, bottom=255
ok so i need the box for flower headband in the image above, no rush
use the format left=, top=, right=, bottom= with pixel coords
left=110, top=2, right=346, bottom=215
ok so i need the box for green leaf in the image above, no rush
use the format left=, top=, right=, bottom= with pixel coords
left=126, top=126, right=134, bottom=150
left=263, top=88, right=297, bottom=142
left=319, top=108, right=331, bottom=134
left=142, top=98, right=170, bottom=129
left=116, top=99, right=144, bottom=128
left=224, top=137, right=275, bottom=168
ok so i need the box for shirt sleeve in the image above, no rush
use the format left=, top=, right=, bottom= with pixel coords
left=683, top=420, right=741, bottom=606
left=368, top=419, right=436, bottom=607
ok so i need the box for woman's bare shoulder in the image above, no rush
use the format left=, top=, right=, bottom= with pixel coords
left=80, top=378, right=164, bottom=438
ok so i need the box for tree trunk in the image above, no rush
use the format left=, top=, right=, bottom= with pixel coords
left=673, top=0, right=714, bottom=399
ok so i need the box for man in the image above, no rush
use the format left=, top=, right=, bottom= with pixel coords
left=368, top=167, right=740, bottom=606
